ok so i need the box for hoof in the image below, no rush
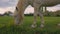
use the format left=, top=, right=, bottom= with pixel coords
left=57, top=23, right=60, bottom=26
left=31, top=25, right=37, bottom=28
left=40, top=24, right=44, bottom=28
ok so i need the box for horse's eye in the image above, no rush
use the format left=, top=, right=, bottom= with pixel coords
left=16, top=7, right=18, bottom=11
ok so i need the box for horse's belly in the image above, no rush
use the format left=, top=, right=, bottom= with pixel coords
left=42, top=3, right=59, bottom=7
left=35, top=0, right=60, bottom=6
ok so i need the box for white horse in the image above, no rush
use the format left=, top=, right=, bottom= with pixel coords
left=14, top=0, right=60, bottom=28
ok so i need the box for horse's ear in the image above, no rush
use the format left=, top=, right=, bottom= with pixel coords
left=16, top=7, right=18, bottom=11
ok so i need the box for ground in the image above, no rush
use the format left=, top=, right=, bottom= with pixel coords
left=0, top=16, right=60, bottom=34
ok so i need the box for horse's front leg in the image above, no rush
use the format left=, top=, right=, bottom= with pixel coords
left=38, top=7, right=45, bottom=28
left=31, top=4, right=39, bottom=28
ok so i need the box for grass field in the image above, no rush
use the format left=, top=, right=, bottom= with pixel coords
left=0, top=16, right=60, bottom=34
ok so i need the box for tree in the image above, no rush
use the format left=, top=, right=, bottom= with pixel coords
left=55, top=10, right=60, bottom=17
left=4, top=11, right=13, bottom=16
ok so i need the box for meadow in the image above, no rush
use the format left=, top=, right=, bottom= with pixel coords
left=0, top=16, right=60, bottom=34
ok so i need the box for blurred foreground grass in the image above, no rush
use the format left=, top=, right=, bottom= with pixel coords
left=0, top=16, right=60, bottom=34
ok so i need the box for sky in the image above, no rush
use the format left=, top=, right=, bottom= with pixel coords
left=0, top=0, right=60, bottom=14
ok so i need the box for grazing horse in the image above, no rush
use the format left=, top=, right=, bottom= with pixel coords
left=14, top=0, right=60, bottom=28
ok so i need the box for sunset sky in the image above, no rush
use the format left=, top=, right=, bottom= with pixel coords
left=0, top=0, right=60, bottom=14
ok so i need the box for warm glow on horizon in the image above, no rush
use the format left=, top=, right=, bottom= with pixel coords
left=0, top=6, right=60, bottom=14
left=0, top=7, right=15, bottom=14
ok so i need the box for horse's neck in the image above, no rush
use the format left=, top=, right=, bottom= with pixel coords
left=17, top=0, right=24, bottom=9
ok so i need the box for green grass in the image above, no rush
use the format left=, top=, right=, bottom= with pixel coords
left=0, top=16, right=60, bottom=34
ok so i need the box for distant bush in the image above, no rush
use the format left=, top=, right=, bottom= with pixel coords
left=43, top=10, right=60, bottom=17
left=24, top=13, right=33, bottom=16
left=3, top=11, right=13, bottom=16
left=24, top=10, right=60, bottom=17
